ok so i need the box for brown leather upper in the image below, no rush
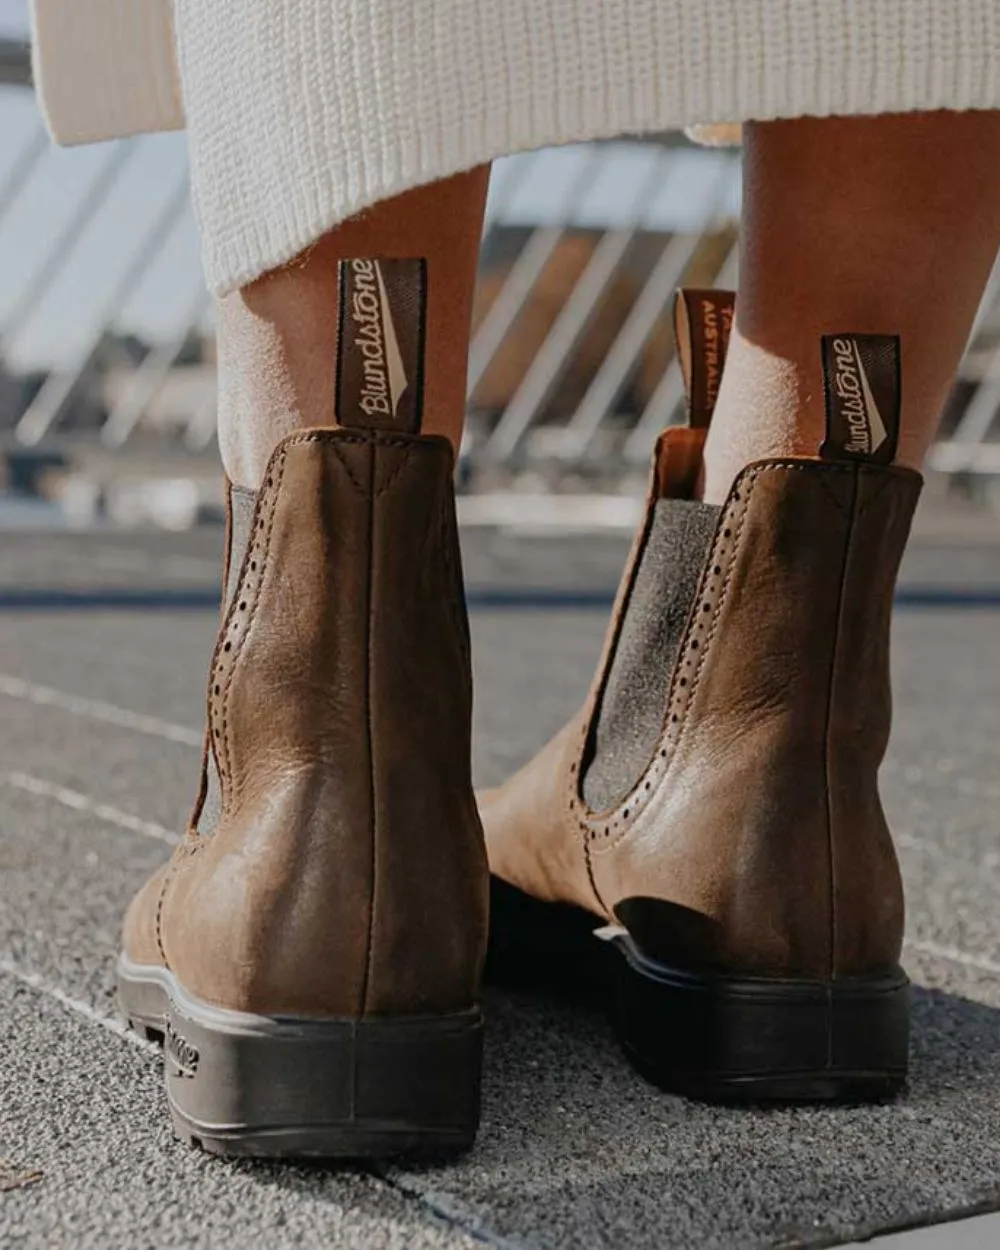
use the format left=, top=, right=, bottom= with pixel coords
left=483, top=445, right=922, bottom=982
left=124, top=428, right=487, bottom=1018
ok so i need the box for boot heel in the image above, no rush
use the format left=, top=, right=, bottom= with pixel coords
left=167, top=1003, right=483, bottom=1159
left=119, top=960, right=482, bottom=1158
left=612, top=938, right=909, bottom=1103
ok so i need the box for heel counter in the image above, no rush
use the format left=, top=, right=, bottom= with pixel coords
left=204, top=431, right=485, bottom=1019
left=828, top=465, right=921, bottom=977
left=598, top=461, right=853, bottom=979
left=603, top=460, right=917, bottom=982
left=168, top=435, right=380, bottom=1014
left=365, top=437, right=487, bottom=1016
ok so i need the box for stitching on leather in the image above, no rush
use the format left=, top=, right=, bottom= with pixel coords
left=205, top=434, right=449, bottom=831
left=326, top=440, right=366, bottom=494
left=359, top=441, right=377, bottom=1016
left=814, top=472, right=855, bottom=518
left=576, top=482, right=658, bottom=806
left=190, top=484, right=239, bottom=836
left=822, top=466, right=860, bottom=980
left=566, top=761, right=611, bottom=913
left=279, top=430, right=445, bottom=452
left=154, top=841, right=200, bottom=965
left=856, top=471, right=896, bottom=519
left=279, top=431, right=446, bottom=492
left=585, top=459, right=890, bottom=855
left=375, top=446, right=415, bottom=498
left=153, top=865, right=172, bottom=964
left=565, top=459, right=663, bottom=862
left=223, top=456, right=285, bottom=804
left=209, top=451, right=286, bottom=820
left=589, top=463, right=763, bottom=852
left=577, top=459, right=901, bottom=849
left=581, top=812, right=609, bottom=913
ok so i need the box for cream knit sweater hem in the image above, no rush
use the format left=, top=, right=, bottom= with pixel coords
left=32, top=0, right=1000, bottom=295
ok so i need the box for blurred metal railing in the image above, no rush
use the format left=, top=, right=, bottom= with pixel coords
left=0, top=38, right=32, bottom=87
left=2, top=45, right=1000, bottom=497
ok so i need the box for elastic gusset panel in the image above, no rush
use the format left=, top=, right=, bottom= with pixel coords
left=582, top=499, right=719, bottom=813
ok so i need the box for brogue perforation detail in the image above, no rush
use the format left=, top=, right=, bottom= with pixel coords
left=581, top=459, right=883, bottom=849
left=580, top=467, right=759, bottom=844
left=207, top=452, right=287, bottom=818
left=154, top=838, right=204, bottom=965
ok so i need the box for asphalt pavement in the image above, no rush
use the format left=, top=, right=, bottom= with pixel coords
left=2, top=515, right=1000, bottom=1248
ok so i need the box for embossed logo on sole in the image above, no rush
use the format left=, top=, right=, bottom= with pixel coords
left=165, top=1021, right=200, bottom=1079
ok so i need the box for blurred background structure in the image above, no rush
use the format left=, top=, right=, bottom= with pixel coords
left=2, top=26, right=1000, bottom=529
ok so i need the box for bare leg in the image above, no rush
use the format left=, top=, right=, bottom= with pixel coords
left=215, top=166, right=490, bottom=487
left=702, top=112, right=1000, bottom=503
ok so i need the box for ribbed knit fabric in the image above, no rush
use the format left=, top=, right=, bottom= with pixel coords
left=33, top=0, right=1000, bottom=294
left=32, top=0, right=183, bottom=143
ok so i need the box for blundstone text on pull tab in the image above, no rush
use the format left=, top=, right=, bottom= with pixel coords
left=337, top=257, right=428, bottom=433
left=821, top=333, right=901, bottom=464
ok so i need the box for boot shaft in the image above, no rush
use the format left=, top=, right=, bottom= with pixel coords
left=583, top=452, right=921, bottom=980
left=208, top=432, right=473, bottom=818
left=483, top=300, right=917, bottom=1101
left=169, top=429, right=486, bottom=1017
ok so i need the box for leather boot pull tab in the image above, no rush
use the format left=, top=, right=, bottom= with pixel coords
left=336, top=258, right=428, bottom=433
left=672, top=288, right=735, bottom=429
left=821, top=334, right=901, bottom=465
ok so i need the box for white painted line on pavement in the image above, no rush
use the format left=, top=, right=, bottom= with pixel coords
left=5, top=772, right=180, bottom=845
left=0, top=673, right=202, bottom=747
left=6, top=673, right=1000, bottom=993
left=0, top=958, right=159, bottom=1056
left=906, top=939, right=1000, bottom=978
left=379, top=1168, right=529, bottom=1250
left=895, top=831, right=933, bottom=853
left=11, top=763, right=1000, bottom=986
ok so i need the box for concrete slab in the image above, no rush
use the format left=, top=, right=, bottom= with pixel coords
left=1, top=530, right=1000, bottom=1247
left=0, top=970, right=482, bottom=1250
left=844, top=1210, right=1000, bottom=1247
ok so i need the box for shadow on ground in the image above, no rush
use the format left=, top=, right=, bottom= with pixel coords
left=367, top=984, right=1000, bottom=1250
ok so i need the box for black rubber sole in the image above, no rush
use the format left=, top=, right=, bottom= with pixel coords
left=487, top=877, right=909, bottom=1104
left=117, top=955, right=483, bottom=1159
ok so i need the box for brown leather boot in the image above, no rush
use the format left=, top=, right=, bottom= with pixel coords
left=117, top=427, right=487, bottom=1156
left=484, top=306, right=921, bottom=1102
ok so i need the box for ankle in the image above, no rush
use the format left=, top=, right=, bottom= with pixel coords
left=215, top=266, right=339, bottom=490
left=698, top=330, right=819, bottom=504
left=215, top=169, right=489, bottom=488
left=699, top=325, right=951, bottom=504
